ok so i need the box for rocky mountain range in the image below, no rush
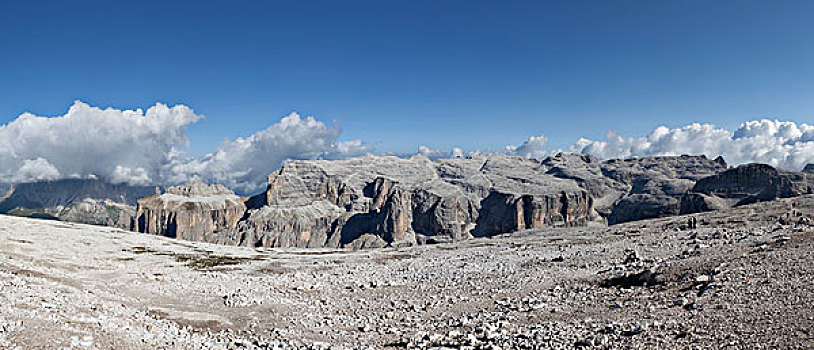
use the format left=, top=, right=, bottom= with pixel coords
left=0, top=179, right=159, bottom=228
left=132, top=154, right=814, bottom=249
left=540, top=154, right=728, bottom=224
left=4, top=155, right=814, bottom=249
left=681, top=163, right=814, bottom=213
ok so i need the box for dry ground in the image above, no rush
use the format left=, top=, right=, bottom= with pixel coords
left=1, top=196, right=814, bottom=349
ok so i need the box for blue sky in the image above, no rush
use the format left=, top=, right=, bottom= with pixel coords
left=2, top=0, right=814, bottom=155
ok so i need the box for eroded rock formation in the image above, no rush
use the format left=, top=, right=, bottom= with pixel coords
left=27, top=154, right=814, bottom=249
left=234, top=155, right=596, bottom=248
left=132, top=182, right=247, bottom=243
left=680, top=163, right=814, bottom=213
left=128, top=154, right=764, bottom=248
left=541, top=154, right=727, bottom=224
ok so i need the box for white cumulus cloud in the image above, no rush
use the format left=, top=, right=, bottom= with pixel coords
left=0, top=102, right=371, bottom=194
left=12, top=158, right=62, bottom=183
left=0, top=101, right=202, bottom=185
left=165, top=112, right=372, bottom=193
left=506, top=134, right=549, bottom=158
left=7, top=101, right=813, bottom=195
left=558, top=119, right=814, bottom=170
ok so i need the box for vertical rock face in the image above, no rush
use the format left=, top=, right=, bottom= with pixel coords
left=681, top=163, right=814, bottom=213
left=132, top=182, right=247, bottom=243
left=541, top=154, right=626, bottom=216
left=123, top=153, right=814, bottom=249
left=472, top=190, right=592, bottom=236
left=541, top=154, right=728, bottom=224
left=0, top=179, right=158, bottom=228
left=234, top=155, right=597, bottom=248
left=601, top=155, right=728, bottom=224
left=16, top=155, right=814, bottom=249
left=126, top=154, right=743, bottom=248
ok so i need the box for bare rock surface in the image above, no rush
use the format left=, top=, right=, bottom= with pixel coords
left=16, top=155, right=814, bottom=252
left=681, top=163, right=814, bottom=214
left=0, top=179, right=158, bottom=228
left=1, top=195, right=813, bottom=349
left=133, top=182, right=247, bottom=243
left=542, top=154, right=727, bottom=224
left=238, top=155, right=596, bottom=248
left=129, top=154, right=747, bottom=248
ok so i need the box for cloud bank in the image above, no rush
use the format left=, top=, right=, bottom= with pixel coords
left=164, top=112, right=371, bottom=193
left=0, top=101, right=202, bottom=185
left=505, top=135, right=549, bottom=159
left=3, top=101, right=813, bottom=194
left=559, top=120, right=814, bottom=170
left=0, top=101, right=370, bottom=194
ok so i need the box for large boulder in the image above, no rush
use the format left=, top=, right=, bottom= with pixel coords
left=678, top=192, right=730, bottom=214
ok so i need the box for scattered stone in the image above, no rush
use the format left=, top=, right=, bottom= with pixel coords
left=603, top=268, right=659, bottom=288
left=0, top=193, right=813, bottom=349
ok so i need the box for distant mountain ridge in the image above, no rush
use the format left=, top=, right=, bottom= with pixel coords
left=680, top=163, right=814, bottom=213
left=5, top=155, right=814, bottom=249
left=131, top=154, right=752, bottom=249
left=0, top=179, right=159, bottom=227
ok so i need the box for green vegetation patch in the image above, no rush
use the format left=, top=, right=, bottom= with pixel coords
left=172, top=253, right=265, bottom=270
left=183, top=202, right=199, bottom=211
left=125, top=245, right=265, bottom=270
left=128, top=246, right=157, bottom=254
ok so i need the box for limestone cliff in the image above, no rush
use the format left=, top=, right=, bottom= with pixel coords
left=540, top=154, right=727, bottom=224
left=233, top=155, right=596, bottom=248
left=129, top=154, right=743, bottom=248
left=132, top=182, right=247, bottom=243
left=15, top=155, right=814, bottom=249
left=681, top=163, right=814, bottom=213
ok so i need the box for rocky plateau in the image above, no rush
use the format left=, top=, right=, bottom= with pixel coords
left=136, top=154, right=814, bottom=250
left=4, top=155, right=814, bottom=252
left=0, top=191, right=813, bottom=348
left=132, top=182, right=247, bottom=244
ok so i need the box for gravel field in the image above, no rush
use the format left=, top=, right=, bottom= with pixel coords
left=1, top=196, right=814, bottom=349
